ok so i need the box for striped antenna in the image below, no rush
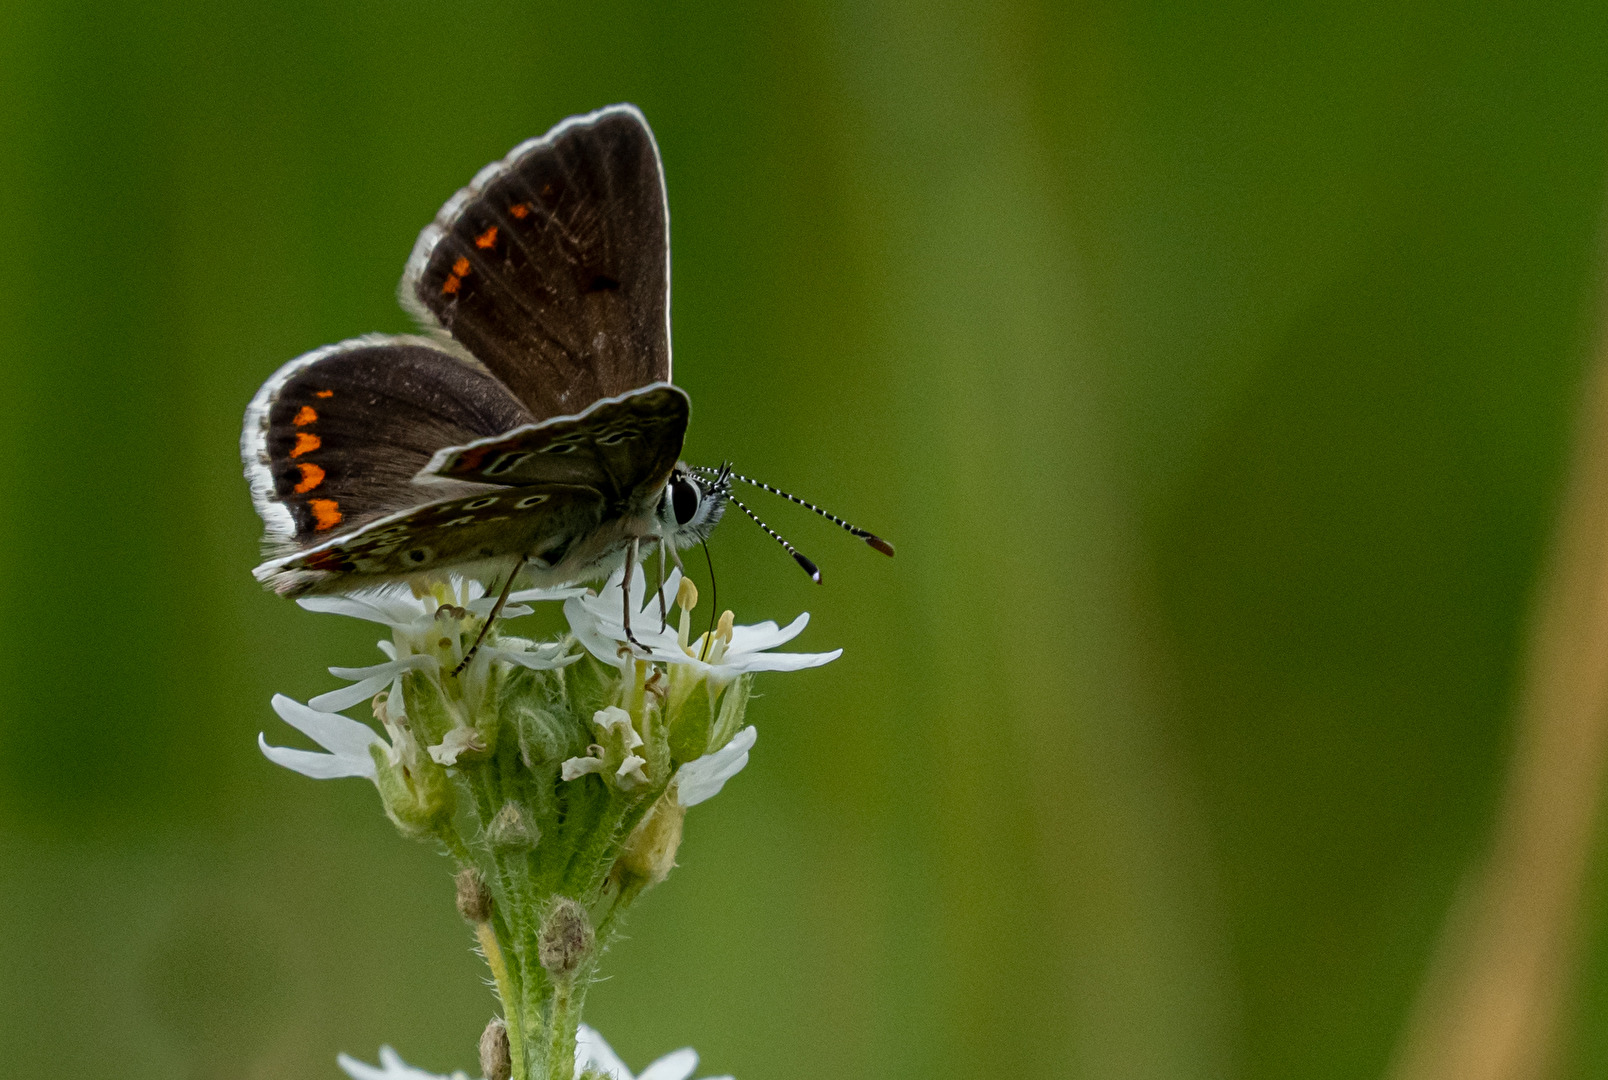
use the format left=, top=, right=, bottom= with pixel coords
left=692, top=466, right=895, bottom=557
left=727, top=494, right=822, bottom=583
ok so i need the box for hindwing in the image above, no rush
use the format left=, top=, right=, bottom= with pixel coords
left=418, top=384, right=688, bottom=504
left=242, top=335, right=534, bottom=550
left=253, top=484, right=606, bottom=596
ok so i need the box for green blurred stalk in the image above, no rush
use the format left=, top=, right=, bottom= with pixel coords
left=1388, top=223, right=1608, bottom=1080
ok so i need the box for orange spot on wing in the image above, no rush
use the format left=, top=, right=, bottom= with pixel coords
left=293, top=462, right=326, bottom=493
left=475, top=225, right=498, bottom=249
left=509, top=203, right=530, bottom=219
left=309, top=498, right=342, bottom=530
left=293, top=405, right=318, bottom=426
left=314, top=389, right=334, bottom=398
left=291, top=432, right=321, bottom=457
left=442, top=275, right=461, bottom=295
left=452, top=256, right=471, bottom=275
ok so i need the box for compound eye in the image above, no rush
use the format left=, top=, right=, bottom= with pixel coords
left=671, top=477, right=701, bottom=526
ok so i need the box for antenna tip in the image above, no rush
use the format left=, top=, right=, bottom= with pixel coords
left=865, top=534, right=896, bottom=557
left=793, top=551, right=823, bottom=583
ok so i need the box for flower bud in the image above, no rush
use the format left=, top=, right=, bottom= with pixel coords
left=479, top=1017, right=512, bottom=1080
left=512, top=704, right=570, bottom=768
left=614, top=791, right=686, bottom=890
left=373, top=745, right=454, bottom=840
left=401, top=668, right=456, bottom=745
left=538, top=897, right=594, bottom=976
left=456, top=868, right=494, bottom=924
left=486, top=801, right=540, bottom=850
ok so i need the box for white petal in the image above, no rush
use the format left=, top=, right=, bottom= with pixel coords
left=593, top=706, right=643, bottom=749
left=576, top=1024, right=634, bottom=1080
left=617, top=754, right=649, bottom=787
left=504, top=584, right=589, bottom=604
left=562, top=756, right=609, bottom=781
left=675, top=726, right=756, bottom=807
left=477, top=601, right=534, bottom=620
left=716, top=648, right=842, bottom=676
left=270, top=694, right=382, bottom=759
left=566, top=567, right=691, bottom=659
left=309, top=675, right=395, bottom=713
left=259, top=734, right=376, bottom=780
left=313, top=655, right=434, bottom=712
left=726, top=612, right=808, bottom=653
left=299, top=591, right=424, bottom=627
left=336, top=1045, right=470, bottom=1080
left=637, top=1048, right=699, bottom=1080
left=479, top=645, right=581, bottom=671
left=568, top=597, right=687, bottom=661
left=565, top=596, right=632, bottom=667
left=428, top=726, right=484, bottom=766
left=335, top=1051, right=391, bottom=1080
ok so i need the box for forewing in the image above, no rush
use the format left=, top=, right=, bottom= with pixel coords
left=253, top=484, right=606, bottom=596
left=402, top=104, right=671, bottom=419
left=418, top=383, right=688, bottom=503
left=241, top=335, right=534, bottom=550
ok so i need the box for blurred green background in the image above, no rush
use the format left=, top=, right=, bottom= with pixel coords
left=5, top=1, right=1608, bottom=1077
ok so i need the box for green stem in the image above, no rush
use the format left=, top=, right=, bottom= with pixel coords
left=476, top=921, right=530, bottom=1080
left=546, top=975, right=579, bottom=1080
left=439, top=828, right=475, bottom=868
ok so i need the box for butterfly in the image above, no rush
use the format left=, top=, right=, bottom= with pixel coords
left=242, top=104, right=890, bottom=654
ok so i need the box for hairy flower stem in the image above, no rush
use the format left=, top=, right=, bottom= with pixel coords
left=474, top=921, right=530, bottom=1080
left=545, top=976, right=581, bottom=1080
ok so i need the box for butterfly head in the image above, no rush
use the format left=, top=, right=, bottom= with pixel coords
left=658, top=462, right=730, bottom=549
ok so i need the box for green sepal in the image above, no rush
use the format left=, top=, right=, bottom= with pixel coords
left=710, top=675, right=752, bottom=750
left=370, top=742, right=454, bottom=839
left=666, top=678, right=714, bottom=765
left=563, top=653, right=618, bottom=720
left=470, top=659, right=508, bottom=754
left=401, top=668, right=457, bottom=746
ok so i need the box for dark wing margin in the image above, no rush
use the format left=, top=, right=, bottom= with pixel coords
left=416, top=383, right=688, bottom=504
left=241, top=334, right=534, bottom=551
left=401, top=104, right=672, bottom=421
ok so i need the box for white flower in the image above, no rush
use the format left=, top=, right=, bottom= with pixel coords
left=297, top=576, right=581, bottom=709
left=672, top=725, right=756, bottom=807
left=334, top=1026, right=731, bottom=1080
left=561, top=706, right=652, bottom=790
left=258, top=694, right=382, bottom=780
left=427, top=725, right=485, bottom=766
left=563, top=567, right=685, bottom=668
left=562, top=749, right=610, bottom=781
left=577, top=1024, right=733, bottom=1080
left=565, top=567, right=841, bottom=685
left=262, top=575, right=579, bottom=780
left=337, top=1045, right=473, bottom=1080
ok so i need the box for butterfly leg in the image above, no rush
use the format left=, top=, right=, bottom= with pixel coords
left=656, top=539, right=670, bottom=631
left=453, top=555, right=528, bottom=676
left=620, top=537, right=649, bottom=653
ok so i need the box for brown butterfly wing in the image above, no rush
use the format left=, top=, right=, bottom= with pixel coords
left=402, top=105, right=671, bottom=420
left=242, top=335, right=534, bottom=553
left=417, top=384, right=688, bottom=506
left=253, top=484, right=607, bottom=596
